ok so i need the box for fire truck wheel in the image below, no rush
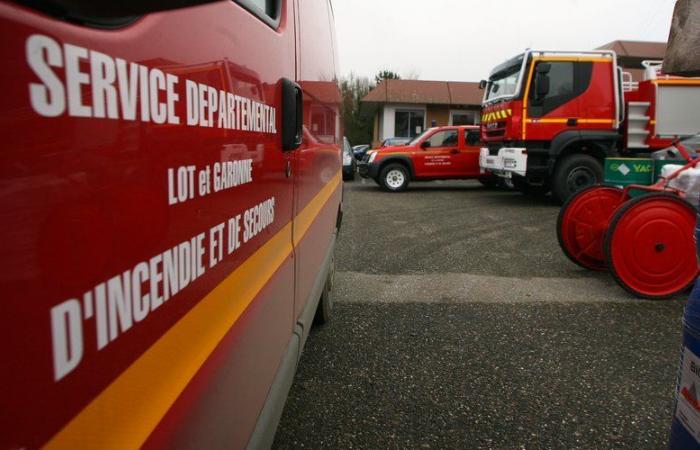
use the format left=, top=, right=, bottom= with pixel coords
left=379, top=163, right=410, bottom=192
left=314, top=253, right=335, bottom=326
left=552, top=154, right=603, bottom=204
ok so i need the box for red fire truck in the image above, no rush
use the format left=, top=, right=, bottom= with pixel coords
left=0, top=0, right=342, bottom=448
left=479, top=50, right=700, bottom=202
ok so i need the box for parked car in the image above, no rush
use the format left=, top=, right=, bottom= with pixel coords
left=343, top=137, right=356, bottom=181
left=353, top=144, right=371, bottom=160
left=359, top=126, right=498, bottom=191
left=0, top=0, right=342, bottom=448
left=381, top=137, right=412, bottom=147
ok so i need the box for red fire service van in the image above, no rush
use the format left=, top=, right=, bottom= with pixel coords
left=358, top=125, right=496, bottom=191
left=479, top=51, right=700, bottom=202
left=0, top=0, right=343, bottom=448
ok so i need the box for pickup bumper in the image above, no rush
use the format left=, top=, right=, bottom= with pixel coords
left=358, top=161, right=379, bottom=179
left=479, top=147, right=528, bottom=178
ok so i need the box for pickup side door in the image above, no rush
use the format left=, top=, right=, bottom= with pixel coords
left=417, top=129, right=460, bottom=178
left=462, top=128, right=483, bottom=176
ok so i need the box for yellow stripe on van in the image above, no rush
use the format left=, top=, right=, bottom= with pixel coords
left=43, top=171, right=342, bottom=450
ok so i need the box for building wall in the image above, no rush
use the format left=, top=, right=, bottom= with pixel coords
left=426, top=105, right=450, bottom=128
left=371, top=103, right=481, bottom=146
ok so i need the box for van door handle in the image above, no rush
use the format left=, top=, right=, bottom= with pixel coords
left=450, top=149, right=459, bottom=154
left=567, top=118, right=578, bottom=126
left=281, top=78, right=303, bottom=151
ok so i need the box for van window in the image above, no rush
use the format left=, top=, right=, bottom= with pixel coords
left=235, top=0, right=280, bottom=24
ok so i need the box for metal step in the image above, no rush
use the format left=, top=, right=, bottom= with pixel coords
left=627, top=115, right=650, bottom=121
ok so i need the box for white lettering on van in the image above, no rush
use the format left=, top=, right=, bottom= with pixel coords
left=51, top=300, right=83, bottom=381
left=25, top=34, right=277, bottom=134
left=48, top=194, right=277, bottom=381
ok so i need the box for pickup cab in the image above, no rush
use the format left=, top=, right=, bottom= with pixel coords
left=359, top=125, right=495, bottom=191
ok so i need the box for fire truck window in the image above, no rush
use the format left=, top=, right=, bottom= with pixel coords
left=529, top=61, right=576, bottom=117
left=548, top=62, right=574, bottom=96
left=427, top=130, right=458, bottom=148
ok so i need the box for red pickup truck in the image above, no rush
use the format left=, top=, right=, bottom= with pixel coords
left=359, top=125, right=495, bottom=191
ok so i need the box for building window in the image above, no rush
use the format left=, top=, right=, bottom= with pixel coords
left=450, top=110, right=479, bottom=125
left=395, top=110, right=425, bottom=138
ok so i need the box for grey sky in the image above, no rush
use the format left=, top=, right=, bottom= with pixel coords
left=332, top=0, right=676, bottom=82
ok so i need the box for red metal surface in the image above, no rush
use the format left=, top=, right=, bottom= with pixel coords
left=557, top=185, right=627, bottom=271
left=0, top=0, right=341, bottom=448
left=605, top=194, right=698, bottom=299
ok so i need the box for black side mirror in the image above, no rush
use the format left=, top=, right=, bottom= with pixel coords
left=421, top=141, right=431, bottom=149
left=536, top=63, right=551, bottom=74
left=281, top=78, right=303, bottom=151
left=479, top=79, right=488, bottom=90
left=535, top=74, right=550, bottom=98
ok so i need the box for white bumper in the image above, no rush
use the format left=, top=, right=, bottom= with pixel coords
left=479, top=147, right=528, bottom=178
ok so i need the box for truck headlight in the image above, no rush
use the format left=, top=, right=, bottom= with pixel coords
left=368, top=152, right=378, bottom=163
left=504, top=158, right=517, bottom=169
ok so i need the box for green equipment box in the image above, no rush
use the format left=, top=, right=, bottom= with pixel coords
left=604, top=158, right=654, bottom=187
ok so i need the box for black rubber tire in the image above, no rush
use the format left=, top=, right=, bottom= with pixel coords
left=379, top=163, right=410, bottom=192
left=551, top=153, right=604, bottom=204
left=343, top=171, right=355, bottom=182
left=512, top=175, right=548, bottom=196
left=603, top=193, right=698, bottom=300
left=313, top=253, right=335, bottom=326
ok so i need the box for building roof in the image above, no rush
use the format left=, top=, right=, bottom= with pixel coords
left=596, top=40, right=667, bottom=59
left=362, top=79, right=483, bottom=106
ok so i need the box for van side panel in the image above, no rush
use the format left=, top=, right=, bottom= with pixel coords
left=0, top=1, right=300, bottom=448
left=294, top=0, right=343, bottom=323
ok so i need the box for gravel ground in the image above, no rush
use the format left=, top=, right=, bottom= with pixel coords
left=274, top=179, right=688, bottom=449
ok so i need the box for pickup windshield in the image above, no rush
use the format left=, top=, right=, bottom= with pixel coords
left=409, top=129, right=434, bottom=146
left=485, top=56, right=524, bottom=102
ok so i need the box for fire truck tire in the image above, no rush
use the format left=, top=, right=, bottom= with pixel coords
left=379, top=163, right=410, bottom=192
left=552, top=153, right=604, bottom=204
left=314, top=252, right=335, bottom=326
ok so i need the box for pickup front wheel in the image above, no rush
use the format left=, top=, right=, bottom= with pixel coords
left=379, top=163, right=410, bottom=192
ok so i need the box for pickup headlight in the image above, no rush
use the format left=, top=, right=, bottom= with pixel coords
left=504, top=158, right=517, bottom=169
left=368, top=152, right=378, bottom=163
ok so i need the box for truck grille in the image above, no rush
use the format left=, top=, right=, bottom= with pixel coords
left=484, top=121, right=507, bottom=139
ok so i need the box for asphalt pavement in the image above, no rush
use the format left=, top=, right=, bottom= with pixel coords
left=273, top=179, right=688, bottom=449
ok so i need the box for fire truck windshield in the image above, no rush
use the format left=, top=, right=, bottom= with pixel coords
left=485, top=56, right=524, bottom=103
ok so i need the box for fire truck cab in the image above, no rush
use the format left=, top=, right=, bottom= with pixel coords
left=479, top=50, right=700, bottom=202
